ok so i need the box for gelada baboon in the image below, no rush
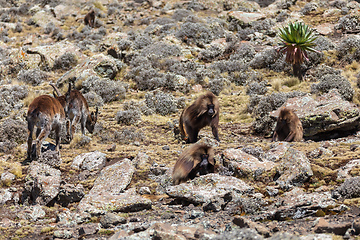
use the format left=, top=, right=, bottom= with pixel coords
left=272, top=107, right=303, bottom=142
left=172, top=143, right=215, bottom=185
left=84, top=9, right=95, bottom=28
left=179, top=92, right=220, bottom=143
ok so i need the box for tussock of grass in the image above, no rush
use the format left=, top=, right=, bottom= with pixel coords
left=0, top=160, right=22, bottom=180
left=94, top=2, right=106, bottom=11
left=283, top=77, right=300, bottom=88
left=40, top=226, right=55, bottom=234
left=353, top=89, right=360, bottom=105
left=323, top=50, right=337, bottom=66
left=98, top=229, right=115, bottom=235
left=272, top=79, right=281, bottom=92
left=23, top=91, right=37, bottom=107
left=77, top=24, right=85, bottom=33
left=69, top=134, right=91, bottom=149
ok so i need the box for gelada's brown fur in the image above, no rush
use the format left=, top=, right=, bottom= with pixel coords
left=50, top=83, right=98, bottom=142
left=172, top=143, right=215, bottom=185
left=27, top=85, right=71, bottom=161
left=84, top=9, right=95, bottom=28
left=179, top=92, right=220, bottom=143
left=272, top=107, right=303, bottom=142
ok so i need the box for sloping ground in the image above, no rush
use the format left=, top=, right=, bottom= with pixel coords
left=0, top=0, right=360, bottom=239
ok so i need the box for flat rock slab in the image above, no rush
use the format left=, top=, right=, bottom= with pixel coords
left=228, top=11, right=265, bottom=24
left=270, top=89, right=360, bottom=137
left=315, top=23, right=335, bottom=35
left=78, top=188, right=151, bottom=215
left=259, top=188, right=336, bottom=221
left=78, top=159, right=151, bottom=214
left=166, top=173, right=254, bottom=204
left=222, top=148, right=276, bottom=178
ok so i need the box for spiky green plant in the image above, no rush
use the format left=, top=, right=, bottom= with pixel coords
left=278, top=22, right=318, bottom=80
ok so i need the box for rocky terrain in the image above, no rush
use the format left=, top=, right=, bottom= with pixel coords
left=1, top=0, right=360, bottom=239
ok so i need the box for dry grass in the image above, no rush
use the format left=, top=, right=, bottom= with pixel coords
left=283, top=77, right=300, bottom=88
left=0, top=159, right=22, bottom=180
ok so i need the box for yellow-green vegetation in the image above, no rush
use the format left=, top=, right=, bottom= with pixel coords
left=0, top=160, right=22, bottom=185
left=69, top=134, right=91, bottom=149
left=15, top=226, right=34, bottom=238
left=98, top=229, right=115, bottom=235
left=90, top=216, right=99, bottom=223
left=283, top=77, right=300, bottom=88
left=40, top=226, right=56, bottom=234
left=80, top=178, right=97, bottom=190
left=23, top=91, right=38, bottom=107
left=93, top=2, right=106, bottom=11
left=315, top=209, right=326, bottom=217
left=344, top=197, right=360, bottom=207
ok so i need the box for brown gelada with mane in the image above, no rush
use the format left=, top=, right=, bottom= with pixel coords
left=272, top=107, right=303, bottom=142
left=84, top=9, right=95, bottom=28
left=179, top=91, right=220, bottom=143
left=172, top=143, right=215, bottom=185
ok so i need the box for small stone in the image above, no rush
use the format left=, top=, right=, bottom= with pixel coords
left=1, top=172, right=15, bottom=182
left=107, top=144, right=116, bottom=152
left=54, top=230, right=73, bottom=239
left=78, top=223, right=99, bottom=236
left=100, top=212, right=126, bottom=228
left=139, top=187, right=151, bottom=195
left=189, top=210, right=204, bottom=219
left=162, top=145, right=170, bottom=150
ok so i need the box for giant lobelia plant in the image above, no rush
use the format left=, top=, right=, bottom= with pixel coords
left=278, top=22, right=318, bottom=80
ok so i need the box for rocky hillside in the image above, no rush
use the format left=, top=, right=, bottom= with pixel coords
left=1, top=0, right=360, bottom=239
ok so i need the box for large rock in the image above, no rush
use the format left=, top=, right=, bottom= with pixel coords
left=270, top=89, right=360, bottom=139
left=222, top=148, right=276, bottom=178
left=77, top=159, right=151, bottom=214
left=25, top=40, right=85, bottom=69
left=57, top=183, right=85, bottom=207
left=166, top=174, right=254, bottom=206
left=56, top=208, right=91, bottom=226
left=56, top=53, right=120, bottom=85
left=32, top=10, right=62, bottom=29
left=275, top=148, right=313, bottom=188
left=261, top=142, right=290, bottom=162
left=258, top=188, right=337, bottom=221
left=71, top=151, right=107, bottom=171
left=17, top=205, right=46, bottom=222
left=22, top=161, right=61, bottom=205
